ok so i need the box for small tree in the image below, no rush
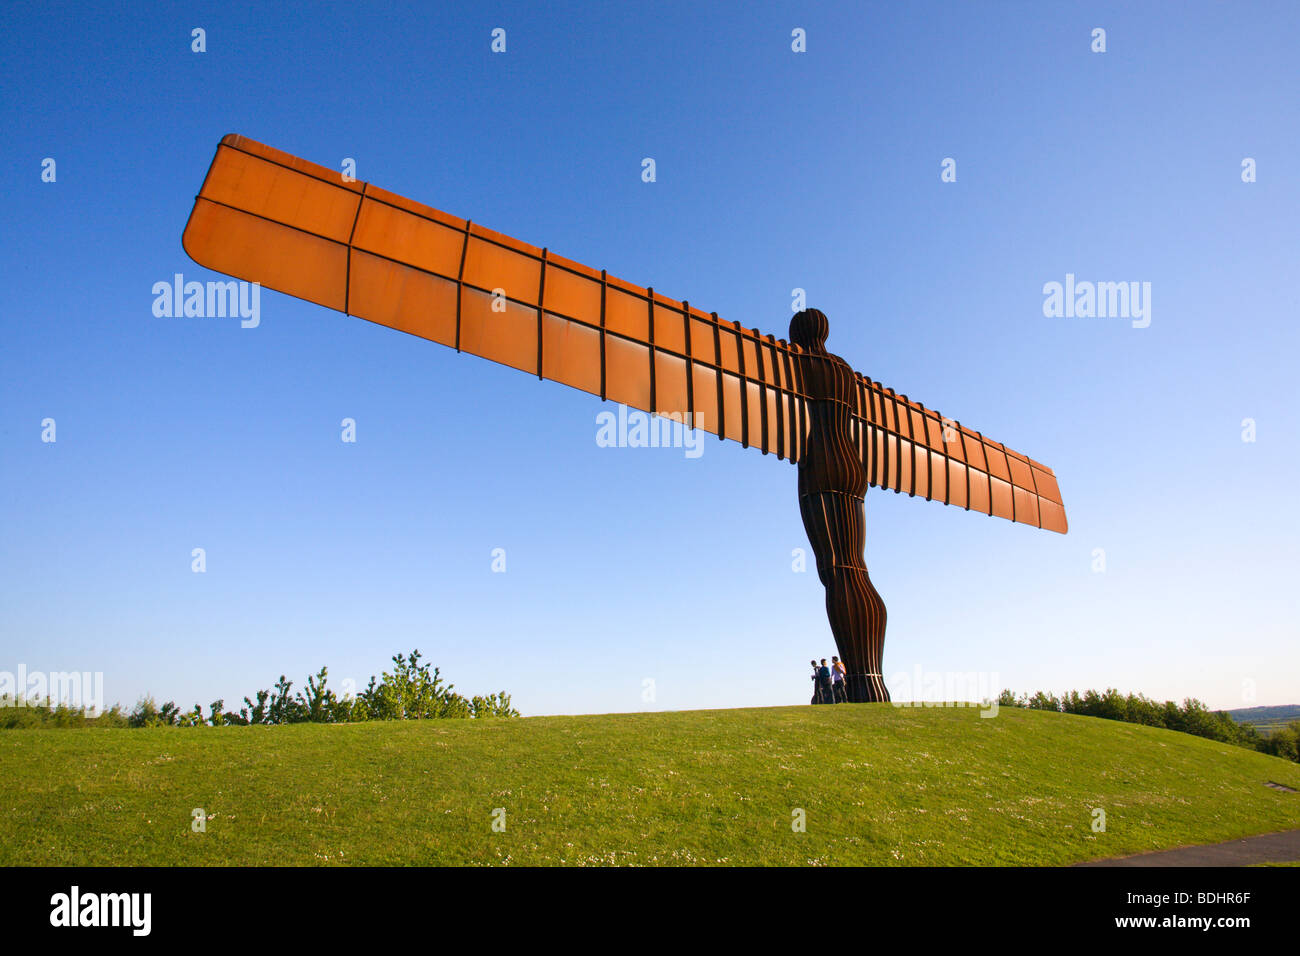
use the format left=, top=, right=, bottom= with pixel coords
left=297, top=667, right=336, bottom=723
left=1264, top=723, right=1299, bottom=762
left=129, top=696, right=160, bottom=728
left=470, top=692, right=520, bottom=719
left=267, top=675, right=302, bottom=724
left=243, top=689, right=270, bottom=725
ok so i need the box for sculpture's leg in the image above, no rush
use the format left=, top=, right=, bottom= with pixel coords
left=799, top=491, right=890, bottom=703
left=827, top=565, right=889, bottom=703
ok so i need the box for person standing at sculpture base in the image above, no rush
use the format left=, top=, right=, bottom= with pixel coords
left=831, top=656, right=848, bottom=703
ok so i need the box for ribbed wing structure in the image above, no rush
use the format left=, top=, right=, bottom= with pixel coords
left=849, top=378, right=1067, bottom=533
left=183, top=134, right=811, bottom=460
left=182, top=134, right=1066, bottom=532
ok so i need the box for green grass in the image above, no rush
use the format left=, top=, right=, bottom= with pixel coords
left=3, top=704, right=1298, bottom=866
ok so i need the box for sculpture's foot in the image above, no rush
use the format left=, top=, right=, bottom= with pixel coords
left=847, top=673, right=890, bottom=703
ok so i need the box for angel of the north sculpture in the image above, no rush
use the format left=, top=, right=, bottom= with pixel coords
left=182, top=135, right=1068, bottom=704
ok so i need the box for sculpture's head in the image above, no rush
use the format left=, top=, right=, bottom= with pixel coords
left=789, top=308, right=829, bottom=351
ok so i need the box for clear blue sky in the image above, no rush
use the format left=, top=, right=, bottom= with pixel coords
left=2, top=1, right=1297, bottom=716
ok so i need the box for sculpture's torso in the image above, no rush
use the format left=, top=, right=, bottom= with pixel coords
left=797, top=349, right=868, bottom=500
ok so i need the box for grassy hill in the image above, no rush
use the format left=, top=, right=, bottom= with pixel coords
left=2, top=704, right=1298, bottom=866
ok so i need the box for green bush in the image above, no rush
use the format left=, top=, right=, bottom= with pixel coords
left=2, top=696, right=128, bottom=729
left=1260, top=722, right=1300, bottom=762
left=39, top=650, right=522, bottom=730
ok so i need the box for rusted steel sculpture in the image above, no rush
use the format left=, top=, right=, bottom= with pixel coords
left=183, top=135, right=1068, bottom=702
left=790, top=309, right=890, bottom=702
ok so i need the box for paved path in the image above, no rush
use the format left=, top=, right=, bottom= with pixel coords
left=1077, top=829, right=1300, bottom=867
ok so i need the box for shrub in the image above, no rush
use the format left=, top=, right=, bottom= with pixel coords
left=3, top=651, right=515, bottom=730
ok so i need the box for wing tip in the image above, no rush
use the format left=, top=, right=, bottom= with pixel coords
left=1043, top=508, right=1069, bottom=535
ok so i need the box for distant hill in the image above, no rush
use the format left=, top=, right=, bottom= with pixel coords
left=2, top=705, right=1299, bottom=866
left=1228, top=705, right=1300, bottom=734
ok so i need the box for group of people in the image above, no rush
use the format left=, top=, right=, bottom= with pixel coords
left=809, top=657, right=847, bottom=704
